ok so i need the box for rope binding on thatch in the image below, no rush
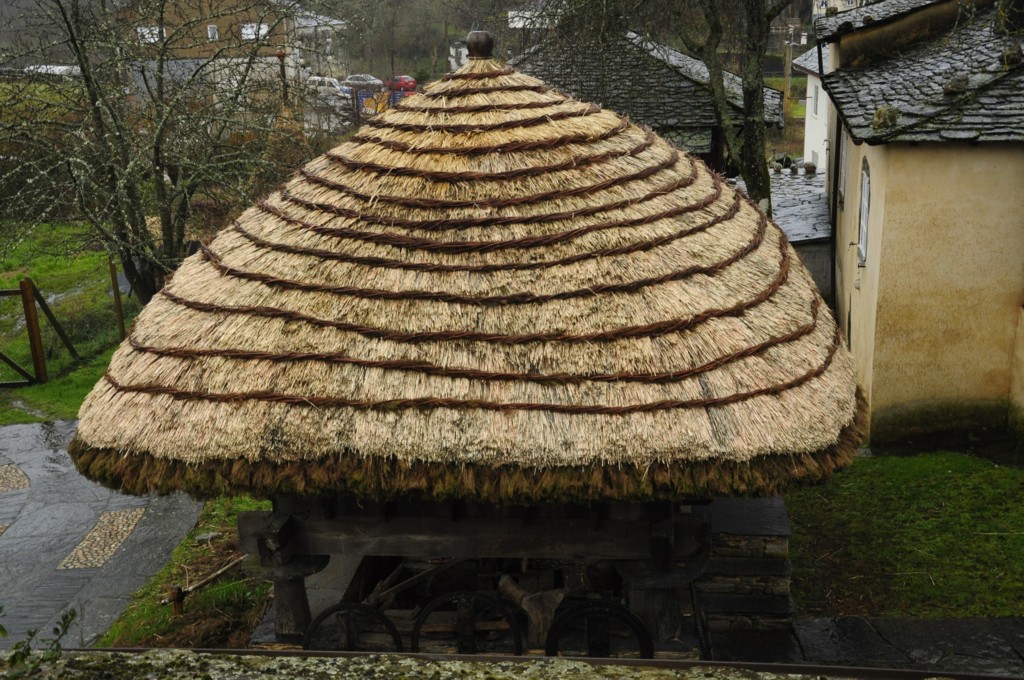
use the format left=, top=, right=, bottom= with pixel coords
left=69, top=37, right=863, bottom=503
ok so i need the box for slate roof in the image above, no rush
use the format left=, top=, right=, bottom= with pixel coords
left=815, top=0, right=938, bottom=40
left=792, top=44, right=829, bottom=77
left=734, top=168, right=830, bottom=243
left=625, top=33, right=783, bottom=125
left=511, top=32, right=782, bottom=153
left=822, top=5, right=1024, bottom=143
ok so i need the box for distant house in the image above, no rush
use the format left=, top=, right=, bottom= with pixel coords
left=735, top=166, right=833, bottom=301
left=511, top=32, right=783, bottom=173
left=293, top=11, right=348, bottom=78
left=816, top=0, right=1024, bottom=441
left=811, top=0, right=868, bottom=21
left=115, top=0, right=346, bottom=89
left=792, top=44, right=830, bottom=169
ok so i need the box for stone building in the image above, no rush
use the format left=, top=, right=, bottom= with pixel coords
left=792, top=44, right=831, bottom=170
left=817, top=0, right=1024, bottom=441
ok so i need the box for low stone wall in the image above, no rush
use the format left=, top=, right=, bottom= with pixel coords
left=693, top=498, right=793, bottom=633
left=13, top=649, right=852, bottom=678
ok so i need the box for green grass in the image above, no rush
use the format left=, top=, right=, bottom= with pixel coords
left=96, top=496, right=272, bottom=648
left=0, top=222, right=139, bottom=419
left=0, top=347, right=115, bottom=425
left=764, top=75, right=807, bottom=97
left=763, top=75, right=807, bottom=122
left=786, top=452, right=1024, bottom=618
left=0, top=222, right=98, bottom=284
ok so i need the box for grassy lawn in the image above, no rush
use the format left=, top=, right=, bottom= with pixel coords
left=786, top=451, right=1024, bottom=618
left=765, top=75, right=807, bottom=98
left=0, top=348, right=115, bottom=425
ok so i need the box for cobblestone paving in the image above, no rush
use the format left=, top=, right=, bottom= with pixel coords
left=59, top=507, right=146, bottom=569
left=0, top=463, right=31, bottom=493
left=0, top=421, right=202, bottom=649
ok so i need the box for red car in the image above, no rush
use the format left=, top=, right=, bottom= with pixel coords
left=389, top=75, right=417, bottom=91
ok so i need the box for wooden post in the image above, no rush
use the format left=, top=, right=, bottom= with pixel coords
left=109, top=257, right=126, bottom=340
left=274, top=577, right=312, bottom=638
left=20, top=278, right=46, bottom=384
left=782, top=26, right=794, bottom=117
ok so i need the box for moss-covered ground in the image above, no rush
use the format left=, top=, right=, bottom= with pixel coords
left=786, top=450, right=1024, bottom=618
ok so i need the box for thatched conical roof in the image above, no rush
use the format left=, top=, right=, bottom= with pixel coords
left=71, top=39, right=863, bottom=503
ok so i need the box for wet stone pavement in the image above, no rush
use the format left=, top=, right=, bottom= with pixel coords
left=711, top=617, right=1024, bottom=676
left=795, top=617, right=1024, bottom=675
left=0, top=421, right=201, bottom=649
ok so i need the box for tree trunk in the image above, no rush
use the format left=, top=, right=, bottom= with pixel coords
left=693, top=0, right=739, bottom=173
left=117, top=248, right=158, bottom=305
left=739, top=0, right=773, bottom=213
left=998, top=0, right=1024, bottom=32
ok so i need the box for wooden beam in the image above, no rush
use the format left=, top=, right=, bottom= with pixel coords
left=32, top=286, right=81, bottom=361
left=239, top=512, right=707, bottom=562
left=20, top=279, right=46, bottom=384
left=256, top=512, right=298, bottom=567
left=109, top=257, right=126, bottom=340
left=0, top=349, right=35, bottom=383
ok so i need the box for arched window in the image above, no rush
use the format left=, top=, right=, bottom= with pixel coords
left=858, top=158, right=870, bottom=266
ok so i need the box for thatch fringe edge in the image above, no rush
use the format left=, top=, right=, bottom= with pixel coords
left=69, top=389, right=866, bottom=503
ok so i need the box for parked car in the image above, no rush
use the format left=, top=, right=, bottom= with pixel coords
left=341, top=73, right=384, bottom=90
left=306, top=76, right=351, bottom=99
left=389, top=75, right=417, bottom=91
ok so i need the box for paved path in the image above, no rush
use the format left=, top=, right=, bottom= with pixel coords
left=795, top=617, right=1024, bottom=676
left=0, top=421, right=202, bottom=648
left=715, top=617, right=1024, bottom=676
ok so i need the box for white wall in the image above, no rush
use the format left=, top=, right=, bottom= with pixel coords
left=802, top=72, right=829, bottom=169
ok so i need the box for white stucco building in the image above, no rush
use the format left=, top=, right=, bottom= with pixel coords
left=793, top=44, right=830, bottom=169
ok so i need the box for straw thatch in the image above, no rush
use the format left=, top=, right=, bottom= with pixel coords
left=70, top=53, right=863, bottom=503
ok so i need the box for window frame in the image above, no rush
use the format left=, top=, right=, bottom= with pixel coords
left=207, top=24, right=219, bottom=41
left=241, top=22, right=269, bottom=41
left=837, top=132, right=848, bottom=203
left=857, top=157, right=871, bottom=266
left=137, top=26, right=164, bottom=44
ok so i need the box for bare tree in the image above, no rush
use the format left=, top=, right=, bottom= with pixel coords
left=674, top=0, right=793, bottom=211
left=321, top=0, right=449, bottom=78
left=0, top=0, right=317, bottom=303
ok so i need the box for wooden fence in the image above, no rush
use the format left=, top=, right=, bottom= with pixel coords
left=0, top=261, right=126, bottom=388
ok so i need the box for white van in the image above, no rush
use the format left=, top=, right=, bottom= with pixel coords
left=306, top=76, right=351, bottom=100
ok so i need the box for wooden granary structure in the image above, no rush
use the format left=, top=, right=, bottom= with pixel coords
left=71, top=32, right=863, bottom=657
